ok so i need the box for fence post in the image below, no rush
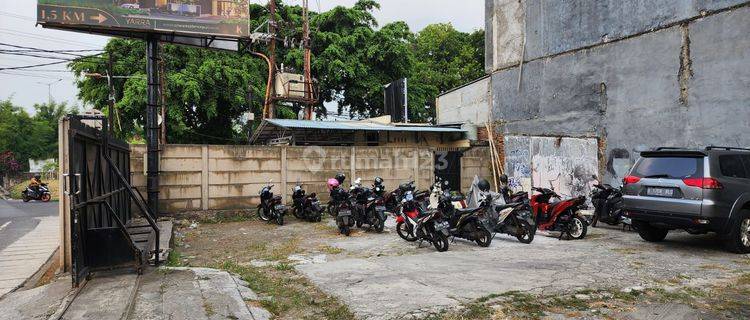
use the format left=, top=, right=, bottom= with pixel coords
left=350, top=146, right=356, bottom=182
left=413, top=147, right=420, bottom=189
left=201, top=146, right=209, bottom=210
left=281, top=147, right=288, bottom=202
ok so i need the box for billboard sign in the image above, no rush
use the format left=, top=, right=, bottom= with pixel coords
left=37, top=0, right=251, bottom=38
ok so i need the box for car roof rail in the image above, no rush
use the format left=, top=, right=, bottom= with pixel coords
left=705, top=145, right=750, bottom=152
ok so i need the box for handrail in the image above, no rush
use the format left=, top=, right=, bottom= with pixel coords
left=103, top=154, right=160, bottom=265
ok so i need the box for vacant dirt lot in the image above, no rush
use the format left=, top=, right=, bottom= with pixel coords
left=174, top=214, right=750, bottom=320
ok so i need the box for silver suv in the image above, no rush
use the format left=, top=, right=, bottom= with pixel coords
left=621, top=146, right=750, bottom=253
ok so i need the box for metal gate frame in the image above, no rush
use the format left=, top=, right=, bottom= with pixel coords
left=62, top=115, right=159, bottom=286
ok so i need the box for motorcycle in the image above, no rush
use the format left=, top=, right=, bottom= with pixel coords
left=530, top=187, right=589, bottom=240
left=488, top=197, right=536, bottom=244
left=257, top=181, right=286, bottom=226
left=396, top=191, right=450, bottom=251
left=291, top=183, right=323, bottom=222
left=22, top=183, right=52, bottom=202
left=349, top=178, right=387, bottom=232
left=590, top=184, right=625, bottom=227
left=436, top=182, right=493, bottom=247
left=383, top=180, right=415, bottom=213
left=330, top=185, right=355, bottom=236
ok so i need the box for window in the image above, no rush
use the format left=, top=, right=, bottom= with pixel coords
left=633, top=156, right=703, bottom=179
left=720, top=155, right=748, bottom=178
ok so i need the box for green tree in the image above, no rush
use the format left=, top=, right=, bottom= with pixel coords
left=0, top=99, right=63, bottom=170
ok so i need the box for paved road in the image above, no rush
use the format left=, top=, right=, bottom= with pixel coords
left=0, top=199, right=59, bottom=296
left=0, top=199, right=58, bottom=252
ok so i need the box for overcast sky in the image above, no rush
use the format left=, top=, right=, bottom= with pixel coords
left=0, top=0, right=483, bottom=113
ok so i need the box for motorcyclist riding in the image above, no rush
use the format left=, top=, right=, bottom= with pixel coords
left=29, top=174, right=42, bottom=194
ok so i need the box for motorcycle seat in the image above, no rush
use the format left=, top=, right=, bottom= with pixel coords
left=272, top=195, right=282, bottom=201
left=495, top=202, right=522, bottom=211
left=456, top=207, right=482, bottom=214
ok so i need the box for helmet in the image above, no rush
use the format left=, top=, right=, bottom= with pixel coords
left=374, top=176, right=383, bottom=185
left=327, top=178, right=340, bottom=191
left=499, top=174, right=509, bottom=185
left=335, top=173, right=346, bottom=184
left=34, top=174, right=41, bottom=180
left=477, top=178, right=491, bottom=192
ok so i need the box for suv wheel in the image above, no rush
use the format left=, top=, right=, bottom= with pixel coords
left=635, top=222, right=669, bottom=242
left=726, top=210, right=750, bottom=254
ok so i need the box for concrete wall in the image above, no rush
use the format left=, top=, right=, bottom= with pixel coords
left=131, top=145, right=494, bottom=213
left=504, top=136, right=599, bottom=198
left=461, top=147, right=495, bottom=192
left=481, top=2, right=750, bottom=185
left=436, top=77, right=492, bottom=125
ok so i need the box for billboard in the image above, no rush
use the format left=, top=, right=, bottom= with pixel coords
left=37, top=0, right=251, bottom=38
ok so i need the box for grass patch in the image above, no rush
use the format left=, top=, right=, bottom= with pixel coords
left=197, top=211, right=256, bottom=224
left=166, top=249, right=184, bottom=267
left=318, top=245, right=343, bottom=255
left=217, top=260, right=355, bottom=320
left=275, top=262, right=294, bottom=271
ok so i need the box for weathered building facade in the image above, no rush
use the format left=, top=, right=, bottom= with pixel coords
left=438, top=0, right=750, bottom=194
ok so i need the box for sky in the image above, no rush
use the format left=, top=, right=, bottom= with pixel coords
left=0, top=0, right=483, bottom=114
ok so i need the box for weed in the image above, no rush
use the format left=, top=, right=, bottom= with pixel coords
left=166, top=250, right=184, bottom=267
left=318, top=245, right=343, bottom=255
left=275, top=263, right=294, bottom=271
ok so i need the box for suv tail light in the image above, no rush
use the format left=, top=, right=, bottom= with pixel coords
left=682, top=177, right=723, bottom=189
left=622, top=175, right=641, bottom=185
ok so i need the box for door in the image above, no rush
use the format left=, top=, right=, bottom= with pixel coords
left=435, top=151, right=462, bottom=191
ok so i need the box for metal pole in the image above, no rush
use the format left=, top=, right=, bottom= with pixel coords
left=146, top=36, right=160, bottom=216
left=107, top=54, right=115, bottom=131
left=265, top=0, right=277, bottom=119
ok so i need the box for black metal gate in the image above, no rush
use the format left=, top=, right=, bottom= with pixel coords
left=435, top=151, right=462, bottom=191
left=65, top=115, right=159, bottom=286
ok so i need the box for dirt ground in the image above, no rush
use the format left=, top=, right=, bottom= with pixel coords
left=173, top=213, right=750, bottom=320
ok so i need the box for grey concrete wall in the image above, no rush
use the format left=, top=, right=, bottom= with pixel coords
left=131, top=145, right=492, bottom=213
left=436, top=77, right=491, bottom=125
left=486, top=0, right=749, bottom=73
left=490, top=6, right=750, bottom=185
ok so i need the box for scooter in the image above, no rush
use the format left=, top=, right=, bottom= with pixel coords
left=330, top=185, right=355, bottom=236
left=258, top=181, right=286, bottom=226
left=437, top=186, right=493, bottom=247
left=530, top=187, right=588, bottom=240
left=397, top=191, right=450, bottom=252
left=22, top=184, right=51, bottom=202
left=291, top=183, right=323, bottom=222
left=590, top=184, right=624, bottom=227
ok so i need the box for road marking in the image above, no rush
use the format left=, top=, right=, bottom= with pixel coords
left=0, top=221, right=11, bottom=232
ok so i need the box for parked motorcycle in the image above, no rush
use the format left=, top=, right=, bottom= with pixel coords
left=489, top=199, right=536, bottom=244
left=258, top=181, right=286, bottom=225
left=291, top=183, right=323, bottom=222
left=530, top=187, right=588, bottom=240
left=329, top=179, right=355, bottom=236
left=383, top=180, right=415, bottom=213
left=22, top=183, right=51, bottom=202
left=396, top=190, right=451, bottom=251
left=590, top=184, right=624, bottom=227
left=436, top=182, right=493, bottom=247
left=349, top=178, right=386, bottom=232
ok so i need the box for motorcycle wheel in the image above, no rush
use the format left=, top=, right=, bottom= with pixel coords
left=396, top=222, right=418, bottom=242
left=276, top=213, right=284, bottom=226
left=257, top=206, right=271, bottom=222
left=339, top=225, right=351, bottom=236
left=566, top=216, right=588, bottom=240
left=41, top=193, right=51, bottom=202
left=432, top=232, right=449, bottom=252
left=374, top=217, right=385, bottom=233
left=293, top=207, right=303, bottom=219
left=475, top=228, right=492, bottom=247
left=516, top=220, right=535, bottom=244
left=22, top=195, right=31, bottom=202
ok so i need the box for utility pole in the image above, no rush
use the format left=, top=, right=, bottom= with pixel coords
left=265, top=0, right=277, bottom=119
left=302, top=0, right=313, bottom=120
left=37, top=79, right=62, bottom=106
left=107, top=54, right=116, bottom=131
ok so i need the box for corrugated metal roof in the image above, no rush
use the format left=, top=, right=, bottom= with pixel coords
left=265, top=119, right=466, bottom=133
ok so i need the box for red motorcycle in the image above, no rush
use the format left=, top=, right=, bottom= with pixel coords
left=530, top=187, right=588, bottom=240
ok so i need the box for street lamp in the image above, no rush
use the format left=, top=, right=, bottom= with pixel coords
left=36, top=79, right=62, bottom=105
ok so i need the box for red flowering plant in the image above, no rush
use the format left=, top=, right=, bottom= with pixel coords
left=0, top=151, right=21, bottom=176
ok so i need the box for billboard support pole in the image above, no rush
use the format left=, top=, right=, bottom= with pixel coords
left=146, top=35, right=160, bottom=216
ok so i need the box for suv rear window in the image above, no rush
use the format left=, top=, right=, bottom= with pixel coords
left=632, top=156, right=704, bottom=179
left=720, top=155, right=748, bottom=178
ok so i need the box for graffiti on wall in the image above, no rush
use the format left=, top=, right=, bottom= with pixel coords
left=505, top=136, right=599, bottom=199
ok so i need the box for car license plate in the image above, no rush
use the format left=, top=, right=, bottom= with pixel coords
left=646, top=187, right=675, bottom=198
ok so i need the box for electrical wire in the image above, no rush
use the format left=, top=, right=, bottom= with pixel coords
left=0, top=28, right=104, bottom=49
left=0, top=43, right=104, bottom=58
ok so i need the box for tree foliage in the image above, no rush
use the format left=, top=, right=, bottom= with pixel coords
left=69, top=0, right=484, bottom=143
left=0, top=100, right=73, bottom=170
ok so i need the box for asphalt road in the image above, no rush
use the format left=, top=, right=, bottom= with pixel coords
left=0, top=199, right=58, bottom=252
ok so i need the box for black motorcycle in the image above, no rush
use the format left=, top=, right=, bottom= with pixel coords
left=331, top=186, right=355, bottom=236
left=22, top=183, right=52, bottom=202
left=437, top=184, right=493, bottom=247
left=397, top=190, right=450, bottom=252
left=258, top=181, right=286, bottom=225
left=291, top=184, right=323, bottom=222
left=590, top=184, right=624, bottom=227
